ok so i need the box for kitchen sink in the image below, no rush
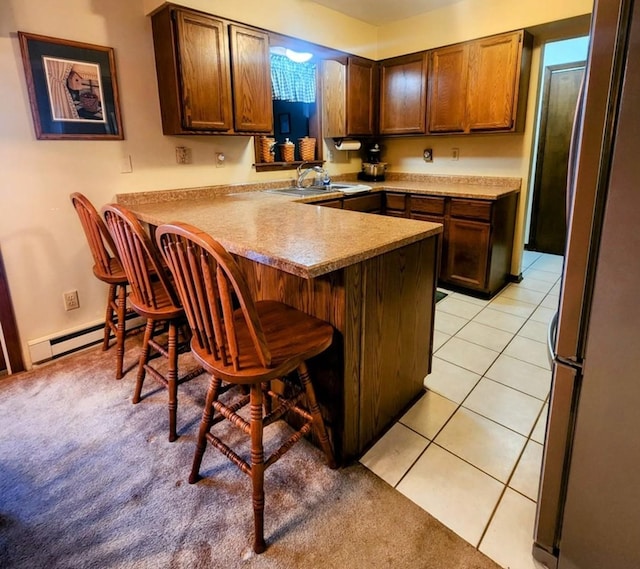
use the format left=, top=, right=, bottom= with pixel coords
left=264, top=183, right=371, bottom=197
left=264, top=187, right=334, bottom=197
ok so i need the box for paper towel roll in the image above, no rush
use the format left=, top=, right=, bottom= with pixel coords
left=334, top=139, right=361, bottom=151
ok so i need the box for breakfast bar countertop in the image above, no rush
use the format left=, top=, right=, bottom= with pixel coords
left=123, top=190, right=442, bottom=279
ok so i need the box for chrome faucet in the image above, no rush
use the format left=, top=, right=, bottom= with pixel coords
left=296, top=162, right=329, bottom=188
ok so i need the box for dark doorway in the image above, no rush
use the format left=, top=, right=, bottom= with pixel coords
left=528, top=62, right=585, bottom=254
left=0, top=245, right=25, bottom=375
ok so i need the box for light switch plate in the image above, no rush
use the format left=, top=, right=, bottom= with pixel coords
left=423, top=148, right=433, bottom=162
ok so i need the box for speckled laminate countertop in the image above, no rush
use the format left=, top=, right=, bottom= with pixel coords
left=118, top=173, right=520, bottom=278
left=126, top=190, right=442, bottom=279
left=117, top=173, right=520, bottom=206
left=369, top=181, right=518, bottom=199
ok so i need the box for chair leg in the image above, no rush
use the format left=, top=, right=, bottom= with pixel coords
left=103, top=284, right=116, bottom=351
left=298, top=362, right=337, bottom=469
left=262, top=381, right=272, bottom=415
left=133, top=319, right=154, bottom=404
left=250, top=385, right=266, bottom=554
left=189, top=375, right=222, bottom=484
left=167, top=320, right=178, bottom=442
left=114, top=283, right=127, bottom=380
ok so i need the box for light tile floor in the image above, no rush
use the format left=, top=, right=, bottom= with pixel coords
left=361, top=251, right=561, bottom=569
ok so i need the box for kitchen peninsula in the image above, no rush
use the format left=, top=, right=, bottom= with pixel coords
left=119, top=188, right=442, bottom=463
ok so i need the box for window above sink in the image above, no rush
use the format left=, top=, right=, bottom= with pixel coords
left=254, top=32, right=349, bottom=172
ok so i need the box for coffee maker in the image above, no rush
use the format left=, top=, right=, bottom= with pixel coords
left=358, top=143, right=387, bottom=182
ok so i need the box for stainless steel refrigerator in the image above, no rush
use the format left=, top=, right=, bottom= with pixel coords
left=533, top=0, right=640, bottom=568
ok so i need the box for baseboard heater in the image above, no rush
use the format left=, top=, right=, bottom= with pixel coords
left=28, top=313, right=145, bottom=365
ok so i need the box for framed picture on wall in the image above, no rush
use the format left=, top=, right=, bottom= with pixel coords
left=18, top=32, right=124, bottom=140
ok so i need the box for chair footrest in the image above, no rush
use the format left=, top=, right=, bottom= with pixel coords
left=206, top=433, right=251, bottom=475
left=263, top=390, right=312, bottom=426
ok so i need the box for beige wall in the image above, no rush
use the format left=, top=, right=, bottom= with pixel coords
left=143, top=0, right=380, bottom=58
left=377, top=0, right=592, bottom=58
left=0, top=0, right=591, bottom=368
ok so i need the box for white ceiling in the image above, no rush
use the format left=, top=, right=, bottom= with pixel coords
left=308, top=0, right=464, bottom=26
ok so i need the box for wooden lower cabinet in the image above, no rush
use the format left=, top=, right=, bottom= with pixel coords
left=316, top=193, right=383, bottom=213
left=411, top=212, right=444, bottom=278
left=445, top=218, right=491, bottom=288
left=407, top=193, right=517, bottom=297
left=235, top=238, right=437, bottom=462
left=342, top=193, right=383, bottom=213
left=319, top=189, right=518, bottom=297
left=316, top=198, right=343, bottom=208
left=383, top=192, right=407, bottom=217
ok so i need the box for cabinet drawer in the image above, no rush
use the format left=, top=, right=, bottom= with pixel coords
left=384, top=193, right=407, bottom=213
left=343, top=193, right=383, bottom=212
left=410, top=195, right=445, bottom=215
left=411, top=213, right=444, bottom=225
left=450, top=199, right=492, bottom=221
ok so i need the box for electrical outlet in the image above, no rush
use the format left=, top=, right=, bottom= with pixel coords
left=63, top=290, right=80, bottom=311
left=451, top=147, right=460, bottom=161
left=215, top=152, right=226, bottom=168
left=423, top=148, right=433, bottom=162
left=175, top=147, right=190, bottom=164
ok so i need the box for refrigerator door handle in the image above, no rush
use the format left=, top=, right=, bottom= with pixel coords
left=547, top=311, right=558, bottom=368
left=533, top=363, right=580, bottom=565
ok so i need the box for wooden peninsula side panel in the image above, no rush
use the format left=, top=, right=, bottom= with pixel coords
left=237, top=237, right=437, bottom=462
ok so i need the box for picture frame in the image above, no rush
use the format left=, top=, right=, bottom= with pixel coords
left=18, top=32, right=124, bottom=140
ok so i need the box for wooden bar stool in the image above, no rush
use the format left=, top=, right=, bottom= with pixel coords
left=156, top=222, right=337, bottom=553
left=102, top=204, right=199, bottom=442
left=70, top=193, right=128, bottom=379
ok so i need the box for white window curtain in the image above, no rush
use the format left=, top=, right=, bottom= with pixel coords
left=270, top=54, right=316, bottom=104
left=43, top=58, right=79, bottom=120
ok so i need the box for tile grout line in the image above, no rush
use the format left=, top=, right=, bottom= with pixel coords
left=364, top=253, right=562, bottom=560
left=427, top=264, right=558, bottom=549
left=475, top=394, right=550, bottom=550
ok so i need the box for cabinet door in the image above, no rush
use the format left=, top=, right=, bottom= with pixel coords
left=347, top=56, right=376, bottom=136
left=322, top=57, right=376, bottom=138
left=467, top=31, right=523, bottom=131
left=445, top=218, right=490, bottom=289
left=175, top=10, right=232, bottom=131
left=321, top=59, right=346, bottom=138
left=229, top=25, right=273, bottom=133
left=428, top=44, right=468, bottom=133
left=379, top=53, right=428, bottom=135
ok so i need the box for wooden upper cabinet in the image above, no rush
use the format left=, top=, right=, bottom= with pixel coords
left=322, top=56, right=376, bottom=139
left=467, top=31, right=526, bottom=131
left=174, top=11, right=232, bottom=132
left=229, top=25, right=273, bottom=133
left=151, top=5, right=272, bottom=135
left=428, top=43, right=468, bottom=133
left=379, top=52, right=428, bottom=135
left=428, top=30, right=532, bottom=135
left=346, top=57, right=377, bottom=136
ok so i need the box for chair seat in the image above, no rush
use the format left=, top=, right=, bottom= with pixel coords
left=190, top=300, right=334, bottom=384
left=93, top=257, right=127, bottom=285
left=128, top=278, right=184, bottom=321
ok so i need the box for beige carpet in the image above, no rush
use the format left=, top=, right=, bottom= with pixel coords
left=0, top=335, right=501, bottom=569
